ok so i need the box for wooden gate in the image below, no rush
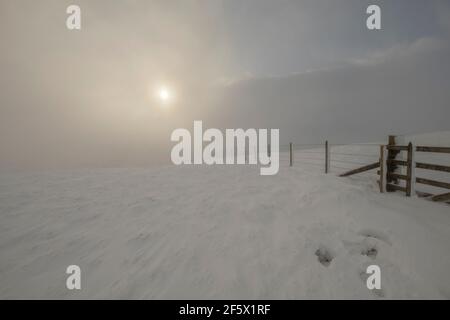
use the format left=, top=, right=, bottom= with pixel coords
left=379, top=140, right=450, bottom=203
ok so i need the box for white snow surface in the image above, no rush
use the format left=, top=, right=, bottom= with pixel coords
left=1, top=145, right=450, bottom=299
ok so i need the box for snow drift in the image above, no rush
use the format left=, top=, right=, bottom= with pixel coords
left=1, top=152, right=450, bottom=299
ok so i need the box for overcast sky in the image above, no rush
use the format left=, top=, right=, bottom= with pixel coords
left=1, top=0, right=450, bottom=169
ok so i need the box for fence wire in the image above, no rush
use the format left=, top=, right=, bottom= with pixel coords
left=277, top=142, right=381, bottom=175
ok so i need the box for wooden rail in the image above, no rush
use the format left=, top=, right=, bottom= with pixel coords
left=416, top=191, right=433, bottom=198
left=386, top=184, right=406, bottom=192
left=416, top=146, right=450, bottom=153
left=416, top=177, right=450, bottom=190
left=386, top=145, right=408, bottom=151
left=432, top=192, right=450, bottom=202
left=339, top=162, right=379, bottom=177
left=416, top=162, right=450, bottom=173
left=387, top=159, right=408, bottom=166
left=387, top=172, right=407, bottom=180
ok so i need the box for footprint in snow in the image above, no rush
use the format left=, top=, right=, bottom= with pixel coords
left=315, top=247, right=334, bottom=267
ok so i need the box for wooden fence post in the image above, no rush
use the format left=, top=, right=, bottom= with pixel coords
left=289, top=142, right=293, bottom=167
left=406, top=142, right=415, bottom=197
left=245, top=146, right=248, bottom=164
left=325, top=140, right=329, bottom=174
left=379, top=145, right=387, bottom=193
left=386, top=135, right=399, bottom=191
left=411, top=143, right=416, bottom=196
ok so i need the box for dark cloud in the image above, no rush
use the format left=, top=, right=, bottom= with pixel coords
left=207, top=36, right=450, bottom=145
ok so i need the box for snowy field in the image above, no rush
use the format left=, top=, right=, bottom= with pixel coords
left=1, top=152, right=450, bottom=299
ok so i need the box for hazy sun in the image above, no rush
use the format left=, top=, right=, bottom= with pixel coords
left=150, top=84, right=175, bottom=107
left=157, top=86, right=171, bottom=104
left=159, top=88, right=169, bottom=101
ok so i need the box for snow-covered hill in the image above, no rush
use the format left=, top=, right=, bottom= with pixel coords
left=1, top=159, right=449, bottom=299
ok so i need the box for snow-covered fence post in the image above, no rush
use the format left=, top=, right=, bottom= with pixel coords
left=289, top=142, right=293, bottom=167
left=325, top=140, right=329, bottom=174
left=406, top=142, right=415, bottom=197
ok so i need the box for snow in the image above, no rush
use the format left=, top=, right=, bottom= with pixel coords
left=1, top=143, right=450, bottom=299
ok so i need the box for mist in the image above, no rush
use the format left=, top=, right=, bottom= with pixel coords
left=1, top=0, right=450, bottom=169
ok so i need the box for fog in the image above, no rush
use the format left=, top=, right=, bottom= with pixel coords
left=1, top=0, right=450, bottom=169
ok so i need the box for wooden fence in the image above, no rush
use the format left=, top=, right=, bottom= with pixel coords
left=283, top=138, right=449, bottom=204
left=329, top=135, right=450, bottom=204
left=379, top=140, right=450, bottom=202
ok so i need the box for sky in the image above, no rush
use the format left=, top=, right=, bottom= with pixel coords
left=1, top=0, right=450, bottom=169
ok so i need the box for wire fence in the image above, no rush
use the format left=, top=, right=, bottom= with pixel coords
left=278, top=137, right=450, bottom=203
left=277, top=142, right=381, bottom=176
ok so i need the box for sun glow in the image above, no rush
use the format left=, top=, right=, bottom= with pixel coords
left=159, top=88, right=170, bottom=101
left=156, top=86, right=172, bottom=105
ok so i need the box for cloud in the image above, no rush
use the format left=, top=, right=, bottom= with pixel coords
left=207, top=36, right=450, bottom=144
